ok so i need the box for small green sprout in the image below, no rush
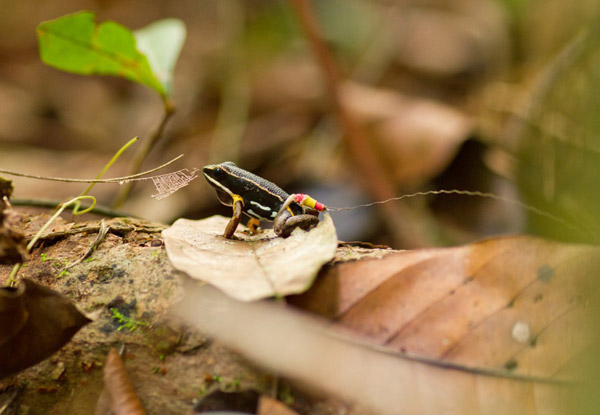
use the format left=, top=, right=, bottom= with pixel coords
left=110, top=307, right=148, bottom=332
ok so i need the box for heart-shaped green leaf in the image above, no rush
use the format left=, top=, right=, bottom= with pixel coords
left=37, top=11, right=185, bottom=99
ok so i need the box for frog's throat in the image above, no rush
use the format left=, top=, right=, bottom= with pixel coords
left=204, top=172, right=235, bottom=200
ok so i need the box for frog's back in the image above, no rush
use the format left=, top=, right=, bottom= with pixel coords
left=221, top=162, right=288, bottom=200
left=220, top=162, right=291, bottom=221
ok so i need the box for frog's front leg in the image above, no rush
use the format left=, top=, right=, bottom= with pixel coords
left=224, top=195, right=244, bottom=239
left=273, top=209, right=319, bottom=238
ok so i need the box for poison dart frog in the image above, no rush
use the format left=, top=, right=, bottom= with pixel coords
left=202, top=162, right=326, bottom=239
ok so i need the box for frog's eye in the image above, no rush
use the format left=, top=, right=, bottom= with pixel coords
left=213, top=166, right=227, bottom=179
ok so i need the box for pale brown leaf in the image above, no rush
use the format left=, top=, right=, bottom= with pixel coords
left=163, top=214, right=337, bottom=301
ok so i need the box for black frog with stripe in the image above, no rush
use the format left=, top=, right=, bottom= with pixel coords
left=202, top=162, right=305, bottom=222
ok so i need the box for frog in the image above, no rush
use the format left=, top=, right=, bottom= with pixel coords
left=202, top=162, right=326, bottom=239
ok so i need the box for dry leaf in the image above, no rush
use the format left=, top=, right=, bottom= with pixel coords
left=176, top=282, right=585, bottom=415
left=0, top=178, right=25, bottom=265
left=290, top=235, right=599, bottom=378
left=392, top=3, right=509, bottom=79
left=176, top=235, right=600, bottom=414
left=341, top=82, right=472, bottom=186
left=0, top=227, right=25, bottom=265
left=95, top=348, right=146, bottom=415
left=163, top=215, right=337, bottom=301
left=0, top=279, right=90, bottom=379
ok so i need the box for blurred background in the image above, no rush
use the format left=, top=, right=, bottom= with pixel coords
left=1, top=0, right=599, bottom=248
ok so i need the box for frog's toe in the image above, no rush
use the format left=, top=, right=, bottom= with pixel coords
left=276, top=215, right=319, bottom=238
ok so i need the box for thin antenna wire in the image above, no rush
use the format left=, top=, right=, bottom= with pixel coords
left=0, top=155, right=184, bottom=184
left=328, top=189, right=590, bottom=239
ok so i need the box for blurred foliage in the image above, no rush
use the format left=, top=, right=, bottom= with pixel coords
left=244, top=0, right=375, bottom=68
left=516, top=26, right=600, bottom=243
left=1, top=2, right=599, bottom=411
left=0, top=0, right=598, bottom=247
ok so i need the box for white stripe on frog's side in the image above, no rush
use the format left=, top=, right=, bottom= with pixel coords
left=249, top=200, right=273, bottom=214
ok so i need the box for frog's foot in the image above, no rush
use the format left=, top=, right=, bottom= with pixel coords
left=274, top=213, right=320, bottom=238
left=245, top=218, right=262, bottom=235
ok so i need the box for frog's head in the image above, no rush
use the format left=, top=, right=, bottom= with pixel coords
left=202, top=162, right=238, bottom=206
left=202, top=162, right=234, bottom=184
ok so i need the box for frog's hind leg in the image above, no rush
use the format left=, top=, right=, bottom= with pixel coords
left=274, top=210, right=319, bottom=238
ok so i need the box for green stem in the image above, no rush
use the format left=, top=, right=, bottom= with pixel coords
left=33, top=196, right=97, bottom=250
left=6, top=195, right=96, bottom=287
left=73, top=137, right=138, bottom=214
left=82, top=137, right=139, bottom=196
left=112, top=101, right=175, bottom=208
left=11, top=198, right=131, bottom=218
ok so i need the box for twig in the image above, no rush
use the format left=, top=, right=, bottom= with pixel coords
left=112, top=101, right=176, bottom=208
left=60, top=219, right=109, bottom=274
left=26, top=220, right=163, bottom=243
left=11, top=199, right=133, bottom=218
left=7, top=195, right=95, bottom=286
left=0, top=154, right=184, bottom=184
left=288, top=0, right=428, bottom=247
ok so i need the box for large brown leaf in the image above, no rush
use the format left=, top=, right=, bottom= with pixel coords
left=341, top=82, right=472, bottom=186
left=176, top=235, right=600, bottom=414
left=290, top=235, right=599, bottom=378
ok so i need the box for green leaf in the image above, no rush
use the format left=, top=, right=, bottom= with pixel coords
left=134, top=18, right=186, bottom=97
left=37, top=11, right=168, bottom=98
